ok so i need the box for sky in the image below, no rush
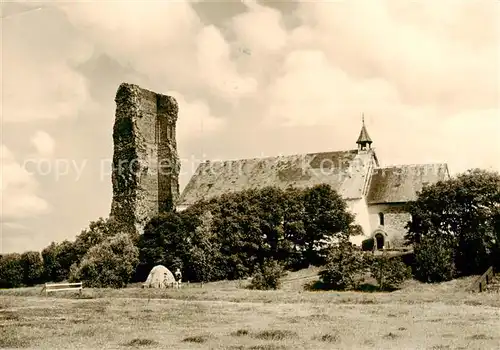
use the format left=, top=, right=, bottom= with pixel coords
left=1, top=0, right=499, bottom=254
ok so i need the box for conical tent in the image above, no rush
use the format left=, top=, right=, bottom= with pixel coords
left=143, top=265, right=176, bottom=288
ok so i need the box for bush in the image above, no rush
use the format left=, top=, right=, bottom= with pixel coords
left=369, top=253, right=412, bottom=290
left=0, top=254, right=23, bottom=288
left=249, top=260, right=287, bottom=290
left=413, top=237, right=455, bottom=283
left=70, top=233, right=139, bottom=288
left=361, top=238, right=374, bottom=251
left=319, top=241, right=369, bottom=291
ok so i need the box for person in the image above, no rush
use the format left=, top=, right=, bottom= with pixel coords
left=174, top=268, right=182, bottom=289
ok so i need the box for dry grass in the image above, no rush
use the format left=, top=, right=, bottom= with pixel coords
left=0, top=269, right=499, bottom=349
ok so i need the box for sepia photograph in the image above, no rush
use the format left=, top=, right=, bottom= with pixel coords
left=1, top=0, right=499, bottom=349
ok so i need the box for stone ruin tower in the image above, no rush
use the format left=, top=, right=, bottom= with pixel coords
left=110, top=83, right=180, bottom=234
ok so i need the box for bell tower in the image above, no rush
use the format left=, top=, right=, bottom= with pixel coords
left=356, top=114, right=373, bottom=152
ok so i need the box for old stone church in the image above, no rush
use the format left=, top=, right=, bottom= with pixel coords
left=176, top=120, right=450, bottom=249
left=109, top=83, right=449, bottom=250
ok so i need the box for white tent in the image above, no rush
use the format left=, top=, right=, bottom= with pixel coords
left=143, top=265, right=176, bottom=288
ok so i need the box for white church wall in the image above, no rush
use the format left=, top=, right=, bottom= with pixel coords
left=346, top=198, right=372, bottom=246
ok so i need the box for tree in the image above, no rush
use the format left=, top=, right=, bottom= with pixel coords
left=491, top=205, right=500, bottom=269
left=413, top=236, right=455, bottom=283
left=301, top=184, right=355, bottom=265
left=41, top=240, right=77, bottom=282
left=73, top=217, right=130, bottom=263
left=406, top=169, right=500, bottom=276
left=252, top=187, right=287, bottom=263
left=70, top=233, right=139, bottom=288
left=209, top=190, right=263, bottom=279
left=20, top=251, right=44, bottom=286
left=0, top=253, right=23, bottom=288
left=137, top=212, right=192, bottom=281
left=282, top=187, right=307, bottom=269
left=182, top=210, right=222, bottom=282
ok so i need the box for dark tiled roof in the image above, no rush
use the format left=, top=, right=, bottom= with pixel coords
left=177, top=149, right=376, bottom=207
left=367, top=164, right=450, bottom=204
left=356, top=124, right=372, bottom=144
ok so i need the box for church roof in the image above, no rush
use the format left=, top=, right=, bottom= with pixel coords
left=177, top=149, right=373, bottom=207
left=367, top=164, right=450, bottom=204
left=356, top=124, right=372, bottom=144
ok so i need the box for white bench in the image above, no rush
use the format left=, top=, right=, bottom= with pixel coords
left=42, top=282, right=83, bottom=296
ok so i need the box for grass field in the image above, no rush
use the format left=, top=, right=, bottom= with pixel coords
left=1, top=269, right=499, bottom=350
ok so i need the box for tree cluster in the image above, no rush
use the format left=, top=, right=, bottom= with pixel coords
left=2, top=168, right=498, bottom=290
left=0, top=252, right=40, bottom=288
left=406, top=169, right=500, bottom=282
left=137, top=184, right=360, bottom=283
left=0, top=217, right=137, bottom=289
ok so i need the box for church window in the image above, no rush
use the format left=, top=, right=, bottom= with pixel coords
left=378, top=212, right=385, bottom=226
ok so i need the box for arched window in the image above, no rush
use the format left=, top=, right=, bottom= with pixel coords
left=378, top=212, right=385, bottom=226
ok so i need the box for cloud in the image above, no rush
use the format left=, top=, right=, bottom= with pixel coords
left=231, top=1, right=288, bottom=55
left=0, top=145, right=50, bottom=221
left=1, top=5, right=91, bottom=123
left=196, top=25, right=258, bottom=100
left=30, top=131, right=55, bottom=157
left=171, top=92, right=225, bottom=143
left=293, top=1, right=499, bottom=111
left=263, top=49, right=400, bottom=129
left=58, top=1, right=257, bottom=103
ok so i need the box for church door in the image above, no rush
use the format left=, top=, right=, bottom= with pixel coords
left=375, top=233, right=384, bottom=250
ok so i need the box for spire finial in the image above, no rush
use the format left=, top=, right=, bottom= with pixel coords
left=362, top=113, right=365, bottom=125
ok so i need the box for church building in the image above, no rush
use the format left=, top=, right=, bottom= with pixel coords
left=176, top=120, right=450, bottom=249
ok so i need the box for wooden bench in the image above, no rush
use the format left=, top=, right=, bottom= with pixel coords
left=41, top=282, right=83, bottom=297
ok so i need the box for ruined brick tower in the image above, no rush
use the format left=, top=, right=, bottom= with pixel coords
left=110, top=83, right=180, bottom=234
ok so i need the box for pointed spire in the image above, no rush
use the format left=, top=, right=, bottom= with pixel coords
left=356, top=113, right=372, bottom=150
